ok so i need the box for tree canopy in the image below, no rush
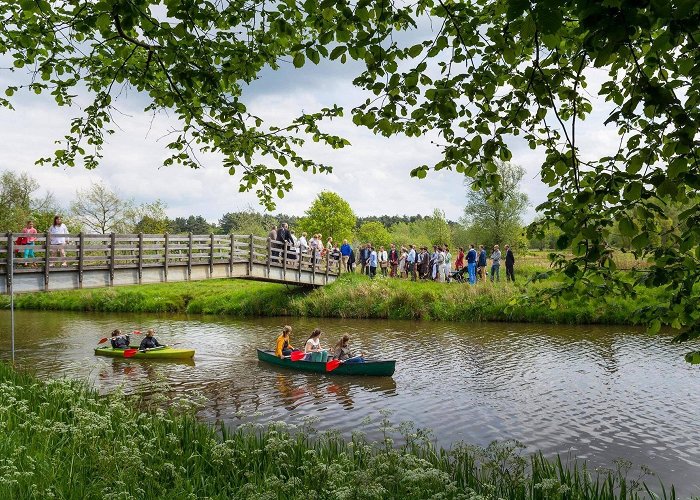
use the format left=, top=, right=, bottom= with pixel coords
left=2, top=1, right=700, bottom=357
left=297, top=191, right=356, bottom=243
left=461, top=162, right=529, bottom=248
left=0, top=170, right=60, bottom=232
left=356, top=221, right=391, bottom=248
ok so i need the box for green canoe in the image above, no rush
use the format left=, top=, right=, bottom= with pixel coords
left=257, top=349, right=395, bottom=376
left=94, top=346, right=195, bottom=360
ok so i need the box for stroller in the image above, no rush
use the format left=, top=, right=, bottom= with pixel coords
left=448, top=266, right=468, bottom=283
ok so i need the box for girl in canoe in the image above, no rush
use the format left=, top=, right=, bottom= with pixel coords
left=275, top=325, right=296, bottom=358
left=139, top=329, right=162, bottom=350
left=305, top=329, right=328, bottom=362
left=110, top=329, right=130, bottom=349
left=333, top=335, right=365, bottom=364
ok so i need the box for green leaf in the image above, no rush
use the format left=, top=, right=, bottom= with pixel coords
left=293, top=53, right=305, bottom=68
left=618, top=217, right=636, bottom=237
left=330, top=46, right=346, bottom=60
left=631, top=232, right=649, bottom=250
left=623, top=181, right=643, bottom=201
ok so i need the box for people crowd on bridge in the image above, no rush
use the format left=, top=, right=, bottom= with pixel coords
left=267, top=223, right=516, bottom=284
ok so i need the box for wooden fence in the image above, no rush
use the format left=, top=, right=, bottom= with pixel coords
left=0, top=233, right=340, bottom=294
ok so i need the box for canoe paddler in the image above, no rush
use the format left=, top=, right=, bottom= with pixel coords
left=110, top=329, right=130, bottom=349
left=304, top=328, right=328, bottom=362
left=275, top=325, right=296, bottom=358
left=332, top=335, right=365, bottom=364
left=138, top=329, right=162, bottom=351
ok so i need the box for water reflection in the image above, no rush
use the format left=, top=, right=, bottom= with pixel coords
left=0, top=310, right=699, bottom=496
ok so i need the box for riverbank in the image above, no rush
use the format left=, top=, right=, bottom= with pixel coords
left=0, top=273, right=660, bottom=325
left=0, top=362, right=670, bottom=499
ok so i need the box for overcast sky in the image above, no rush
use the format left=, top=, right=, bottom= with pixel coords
left=0, top=46, right=617, bottom=225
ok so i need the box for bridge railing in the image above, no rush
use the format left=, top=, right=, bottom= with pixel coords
left=0, top=233, right=340, bottom=290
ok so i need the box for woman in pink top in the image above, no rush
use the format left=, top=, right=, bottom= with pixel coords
left=22, top=219, right=38, bottom=265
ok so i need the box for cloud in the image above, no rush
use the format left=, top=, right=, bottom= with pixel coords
left=0, top=53, right=622, bottom=227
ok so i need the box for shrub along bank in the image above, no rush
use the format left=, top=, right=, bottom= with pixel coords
left=0, top=273, right=658, bottom=325
left=0, top=362, right=672, bottom=499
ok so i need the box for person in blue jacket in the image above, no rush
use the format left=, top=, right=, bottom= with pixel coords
left=466, top=244, right=478, bottom=284
left=139, top=329, right=163, bottom=350
left=110, top=329, right=130, bottom=349
left=340, top=239, right=352, bottom=272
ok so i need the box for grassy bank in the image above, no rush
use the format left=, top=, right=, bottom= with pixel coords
left=0, top=362, right=673, bottom=499
left=0, top=272, right=660, bottom=325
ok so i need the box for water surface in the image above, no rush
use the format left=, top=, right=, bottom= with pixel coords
left=1, top=311, right=698, bottom=496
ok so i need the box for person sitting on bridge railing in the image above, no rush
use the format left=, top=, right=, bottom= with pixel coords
left=139, top=329, right=162, bottom=350
left=110, top=329, right=130, bottom=349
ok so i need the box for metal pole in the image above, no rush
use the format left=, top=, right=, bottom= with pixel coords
left=8, top=232, right=15, bottom=364
left=10, top=291, right=14, bottom=365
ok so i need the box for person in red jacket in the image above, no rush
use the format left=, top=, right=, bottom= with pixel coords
left=455, top=247, right=465, bottom=271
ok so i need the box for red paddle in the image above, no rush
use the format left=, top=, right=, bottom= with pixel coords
left=325, top=359, right=342, bottom=371
left=326, top=355, right=363, bottom=372
left=289, top=351, right=306, bottom=361
left=123, top=349, right=139, bottom=358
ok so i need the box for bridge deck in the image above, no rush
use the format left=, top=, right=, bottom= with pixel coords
left=0, top=233, right=339, bottom=294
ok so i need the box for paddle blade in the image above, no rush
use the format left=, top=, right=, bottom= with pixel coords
left=290, top=351, right=306, bottom=361
left=132, top=330, right=142, bottom=335
left=123, top=349, right=138, bottom=358
left=325, top=359, right=342, bottom=372
left=98, top=337, right=108, bottom=344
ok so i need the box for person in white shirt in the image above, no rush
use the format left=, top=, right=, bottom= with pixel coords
left=48, top=215, right=69, bottom=266
left=298, top=232, right=309, bottom=254
left=407, top=245, right=417, bottom=281
left=304, top=328, right=328, bottom=362
left=378, top=245, right=388, bottom=277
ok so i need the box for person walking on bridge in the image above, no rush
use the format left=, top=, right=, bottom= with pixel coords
left=340, top=239, right=352, bottom=272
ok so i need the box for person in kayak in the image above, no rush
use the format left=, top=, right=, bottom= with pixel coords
left=110, top=329, right=130, bottom=349
left=275, top=325, right=296, bottom=358
left=304, top=329, right=328, bottom=362
left=332, top=335, right=365, bottom=364
left=138, top=329, right=163, bottom=350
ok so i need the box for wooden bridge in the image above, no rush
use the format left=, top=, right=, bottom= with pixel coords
left=0, top=233, right=340, bottom=294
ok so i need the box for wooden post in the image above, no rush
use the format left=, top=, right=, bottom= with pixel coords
left=267, top=238, right=272, bottom=277
left=248, top=234, right=254, bottom=276
left=311, top=249, right=316, bottom=284
left=283, top=241, right=288, bottom=280
left=138, top=233, right=144, bottom=284
left=298, top=247, right=303, bottom=281
left=210, top=233, right=215, bottom=275
left=78, top=232, right=84, bottom=288
left=44, top=231, right=50, bottom=291
left=229, top=234, right=235, bottom=275
left=187, top=233, right=193, bottom=280
left=325, top=253, right=330, bottom=284
left=109, top=233, right=116, bottom=286
left=163, top=233, right=169, bottom=282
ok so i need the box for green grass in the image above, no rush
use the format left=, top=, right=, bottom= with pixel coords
left=0, top=362, right=675, bottom=499
left=0, top=272, right=663, bottom=326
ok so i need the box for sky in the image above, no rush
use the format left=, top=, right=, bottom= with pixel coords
left=0, top=33, right=618, bottom=226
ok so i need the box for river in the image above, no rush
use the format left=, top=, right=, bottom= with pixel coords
left=1, top=310, right=698, bottom=496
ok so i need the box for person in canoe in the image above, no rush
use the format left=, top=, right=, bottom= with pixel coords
left=332, top=335, right=365, bottom=364
left=110, top=329, right=130, bottom=349
left=275, top=325, right=296, bottom=358
left=138, top=329, right=163, bottom=351
left=304, top=328, right=328, bottom=362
